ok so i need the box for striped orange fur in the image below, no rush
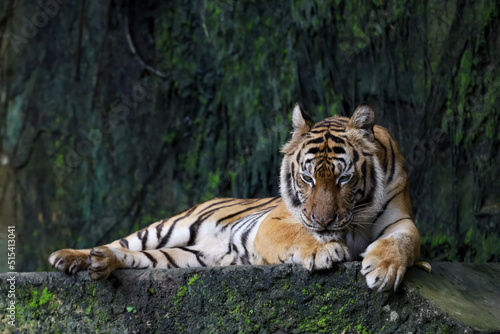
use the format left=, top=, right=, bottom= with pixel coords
left=49, top=103, right=420, bottom=291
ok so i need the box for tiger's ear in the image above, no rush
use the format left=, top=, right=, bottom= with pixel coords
left=282, top=103, right=314, bottom=154
left=347, top=104, right=375, bottom=142
left=291, top=103, right=314, bottom=135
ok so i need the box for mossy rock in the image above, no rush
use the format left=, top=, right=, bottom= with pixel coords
left=1, top=262, right=499, bottom=333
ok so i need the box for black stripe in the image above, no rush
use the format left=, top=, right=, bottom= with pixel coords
left=361, top=161, right=367, bottom=176
left=187, top=220, right=202, bottom=246
left=240, top=215, right=263, bottom=265
left=346, top=161, right=353, bottom=172
left=174, top=246, right=199, bottom=255
left=333, top=156, right=346, bottom=165
left=387, top=139, right=396, bottom=184
left=344, top=138, right=357, bottom=161
left=289, top=178, right=302, bottom=207
left=331, top=120, right=345, bottom=127
left=187, top=198, right=279, bottom=245
left=373, top=189, right=406, bottom=224
left=360, top=163, right=378, bottom=206
left=375, top=138, right=387, bottom=172
left=141, top=251, right=157, bottom=268
left=333, top=147, right=346, bottom=154
left=352, top=149, right=359, bottom=164
left=307, top=137, right=325, bottom=145
left=231, top=208, right=272, bottom=234
left=216, top=197, right=280, bottom=226
left=300, top=106, right=313, bottom=124
left=317, top=119, right=344, bottom=127
left=173, top=247, right=206, bottom=267
left=306, top=147, right=320, bottom=155
left=198, top=198, right=236, bottom=215
left=158, top=201, right=246, bottom=249
left=356, top=162, right=371, bottom=206
left=159, top=250, right=179, bottom=268
left=141, top=229, right=149, bottom=250
left=157, top=205, right=200, bottom=248
left=196, top=255, right=207, bottom=267
left=314, top=125, right=345, bottom=132
left=156, top=219, right=168, bottom=242
left=296, top=151, right=301, bottom=165
left=229, top=216, right=254, bottom=233
left=375, top=217, right=411, bottom=240
left=369, top=163, right=378, bottom=191
left=119, top=238, right=129, bottom=249
left=325, top=133, right=345, bottom=144
left=157, top=222, right=178, bottom=249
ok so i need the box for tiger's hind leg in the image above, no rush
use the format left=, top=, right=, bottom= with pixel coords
left=49, top=199, right=226, bottom=275
left=86, top=245, right=210, bottom=280
left=49, top=198, right=260, bottom=276
left=49, top=204, right=203, bottom=275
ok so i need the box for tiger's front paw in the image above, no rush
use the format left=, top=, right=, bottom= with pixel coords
left=361, top=236, right=412, bottom=292
left=87, top=246, right=118, bottom=281
left=301, top=241, right=351, bottom=271
left=49, top=249, right=89, bottom=274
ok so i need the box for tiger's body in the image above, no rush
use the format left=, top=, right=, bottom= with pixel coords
left=50, top=104, right=420, bottom=291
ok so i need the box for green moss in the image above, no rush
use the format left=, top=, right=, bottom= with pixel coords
left=188, top=274, right=199, bottom=285
left=173, top=285, right=188, bottom=306
left=441, top=325, right=453, bottom=333
left=27, top=287, right=54, bottom=310
left=173, top=274, right=201, bottom=306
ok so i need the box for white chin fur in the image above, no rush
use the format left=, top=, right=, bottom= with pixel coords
left=312, top=230, right=344, bottom=243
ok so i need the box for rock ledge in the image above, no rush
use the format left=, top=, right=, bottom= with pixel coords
left=1, top=262, right=499, bottom=333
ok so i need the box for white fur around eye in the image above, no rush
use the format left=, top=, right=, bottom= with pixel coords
left=300, top=172, right=315, bottom=185
left=338, top=173, right=352, bottom=185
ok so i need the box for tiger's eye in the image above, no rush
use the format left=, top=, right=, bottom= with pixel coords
left=339, top=175, right=351, bottom=184
left=300, top=174, right=314, bottom=184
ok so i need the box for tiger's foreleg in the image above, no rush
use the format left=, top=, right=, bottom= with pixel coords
left=254, top=206, right=351, bottom=271
left=360, top=191, right=420, bottom=292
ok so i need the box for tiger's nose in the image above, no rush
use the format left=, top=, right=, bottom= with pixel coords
left=312, top=214, right=336, bottom=227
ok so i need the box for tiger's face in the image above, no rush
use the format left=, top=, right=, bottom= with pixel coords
left=280, top=103, right=382, bottom=242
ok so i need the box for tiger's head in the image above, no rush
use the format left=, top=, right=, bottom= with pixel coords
left=280, top=103, right=384, bottom=242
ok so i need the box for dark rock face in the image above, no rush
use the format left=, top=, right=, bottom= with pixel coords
left=1, top=262, right=499, bottom=333
left=1, top=0, right=500, bottom=274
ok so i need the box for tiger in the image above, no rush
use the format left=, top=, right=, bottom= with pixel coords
left=49, top=103, right=420, bottom=292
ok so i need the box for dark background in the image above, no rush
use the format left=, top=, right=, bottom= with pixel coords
left=0, top=0, right=499, bottom=272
